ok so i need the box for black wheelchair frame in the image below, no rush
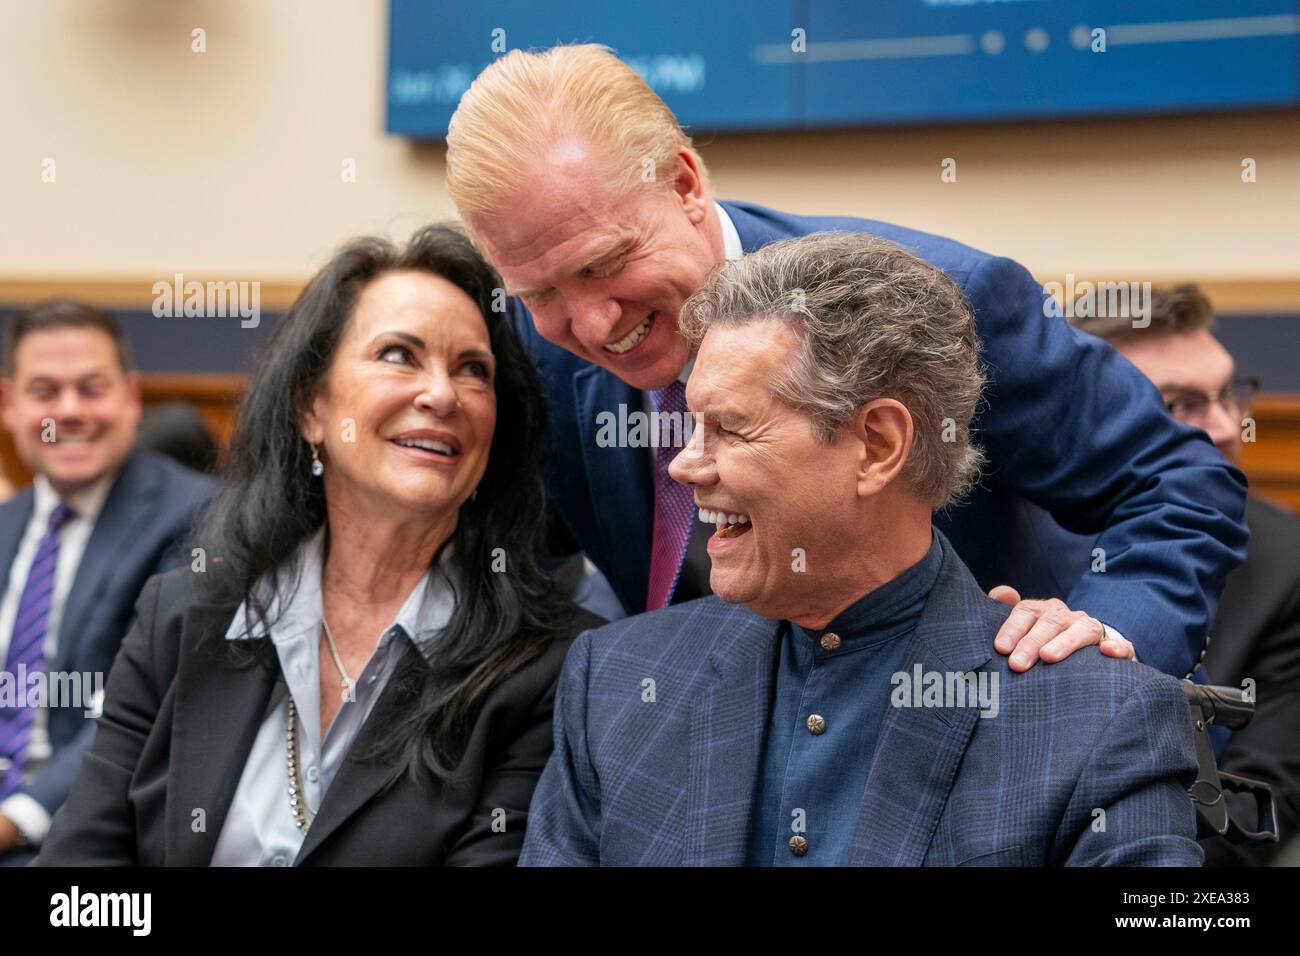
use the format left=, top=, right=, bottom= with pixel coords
left=1181, top=681, right=1279, bottom=846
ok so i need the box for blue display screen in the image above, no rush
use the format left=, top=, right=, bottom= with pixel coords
left=386, top=1, right=1300, bottom=138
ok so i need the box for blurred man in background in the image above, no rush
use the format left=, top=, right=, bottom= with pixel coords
left=1021, top=285, right=1300, bottom=865
left=444, top=44, right=1246, bottom=680
left=0, top=300, right=216, bottom=864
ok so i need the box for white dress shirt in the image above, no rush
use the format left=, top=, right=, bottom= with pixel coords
left=0, top=471, right=116, bottom=843
left=209, top=528, right=457, bottom=866
left=715, top=199, right=744, bottom=263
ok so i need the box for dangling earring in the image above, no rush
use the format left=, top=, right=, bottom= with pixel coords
left=471, top=488, right=478, bottom=501
left=310, top=443, right=324, bottom=477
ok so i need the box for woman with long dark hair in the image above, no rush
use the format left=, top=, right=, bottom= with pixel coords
left=37, top=225, right=597, bottom=865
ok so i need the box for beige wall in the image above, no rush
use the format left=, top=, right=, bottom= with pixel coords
left=2, top=0, right=1298, bottom=290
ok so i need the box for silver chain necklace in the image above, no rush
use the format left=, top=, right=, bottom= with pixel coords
left=286, top=616, right=352, bottom=832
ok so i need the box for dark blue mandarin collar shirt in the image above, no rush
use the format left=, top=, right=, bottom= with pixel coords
left=746, top=530, right=944, bottom=866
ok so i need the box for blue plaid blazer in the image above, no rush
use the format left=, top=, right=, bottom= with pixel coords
left=520, top=532, right=1203, bottom=866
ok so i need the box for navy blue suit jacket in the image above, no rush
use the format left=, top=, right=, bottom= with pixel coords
left=520, top=532, right=1202, bottom=866
left=514, top=199, right=1249, bottom=677
left=0, top=449, right=216, bottom=817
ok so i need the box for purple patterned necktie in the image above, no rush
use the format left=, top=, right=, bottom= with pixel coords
left=0, top=502, right=76, bottom=800
left=646, top=381, right=695, bottom=611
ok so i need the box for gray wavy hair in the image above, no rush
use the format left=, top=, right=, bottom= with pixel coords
left=678, top=231, right=985, bottom=510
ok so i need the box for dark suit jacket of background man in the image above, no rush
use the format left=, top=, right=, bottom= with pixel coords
left=1201, top=496, right=1300, bottom=864
left=0, top=448, right=216, bottom=830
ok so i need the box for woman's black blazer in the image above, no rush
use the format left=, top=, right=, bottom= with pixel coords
left=35, top=563, right=601, bottom=866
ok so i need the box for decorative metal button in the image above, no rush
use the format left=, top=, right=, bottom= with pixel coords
left=819, top=632, right=841, bottom=652
left=806, top=714, right=826, bottom=735
left=788, top=836, right=808, bottom=856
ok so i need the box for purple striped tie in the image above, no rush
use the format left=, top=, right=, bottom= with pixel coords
left=0, top=502, right=76, bottom=800
left=646, top=381, right=695, bottom=611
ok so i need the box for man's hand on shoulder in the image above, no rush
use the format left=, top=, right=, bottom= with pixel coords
left=988, top=586, right=1136, bottom=672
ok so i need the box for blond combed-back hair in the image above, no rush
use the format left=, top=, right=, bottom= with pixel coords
left=446, top=44, right=706, bottom=219
left=679, top=232, right=987, bottom=511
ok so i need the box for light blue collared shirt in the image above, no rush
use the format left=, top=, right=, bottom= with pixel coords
left=209, top=528, right=456, bottom=866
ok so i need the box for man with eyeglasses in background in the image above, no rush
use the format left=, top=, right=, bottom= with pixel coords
left=1020, top=284, right=1300, bottom=866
